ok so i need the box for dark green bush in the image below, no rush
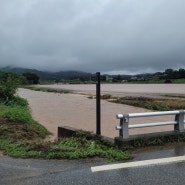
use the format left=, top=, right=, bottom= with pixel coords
left=6, top=96, right=29, bottom=107
left=0, top=73, right=18, bottom=103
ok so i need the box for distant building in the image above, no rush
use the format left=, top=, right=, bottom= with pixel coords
left=130, top=76, right=138, bottom=80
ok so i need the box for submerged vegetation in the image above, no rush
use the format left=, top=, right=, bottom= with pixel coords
left=110, top=96, right=185, bottom=111
left=25, top=85, right=185, bottom=112
left=23, top=86, right=71, bottom=94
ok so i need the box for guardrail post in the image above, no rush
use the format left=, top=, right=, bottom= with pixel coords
left=116, top=114, right=129, bottom=139
left=174, top=110, right=185, bottom=132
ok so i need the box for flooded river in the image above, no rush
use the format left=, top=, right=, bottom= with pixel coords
left=37, top=84, right=185, bottom=97
left=19, top=84, right=185, bottom=139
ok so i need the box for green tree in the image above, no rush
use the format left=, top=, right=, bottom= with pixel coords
left=178, top=68, right=185, bottom=78
left=112, top=75, right=122, bottom=82
left=22, top=72, right=40, bottom=84
left=165, top=68, right=174, bottom=79
left=0, top=72, right=19, bottom=102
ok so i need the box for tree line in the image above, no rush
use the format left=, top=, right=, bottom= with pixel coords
left=163, top=68, right=185, bottom=79
left=0, top=72, right=39, bottom=103
left=0, top=72, right=40, bottom=85
left=149, top=68, right=185, bottom=83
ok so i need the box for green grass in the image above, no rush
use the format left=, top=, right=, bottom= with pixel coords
left=0, top=139, right=45, bottom=158
left=3, top=106, right=34, bottom=124
left=0, top=129, right=132, bottom=161
left=110, top=96, right=185, bottom=111
left=46, top=131, right=131, bottom=161
left=118, top=132, right=185, bottom=150
left=6, top=96, right=29, bottom=107
left=173, top=79, right=185, bottom=83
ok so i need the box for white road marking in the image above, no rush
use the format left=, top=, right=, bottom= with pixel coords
left=91, top=155, right=185, bottom=172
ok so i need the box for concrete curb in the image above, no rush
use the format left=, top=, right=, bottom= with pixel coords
left=115, top=131, right=185, bottom=147
left=58, top=126, right=114, bottom=142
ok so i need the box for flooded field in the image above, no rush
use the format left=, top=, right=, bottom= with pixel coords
left=18, top=84, right=185, bottom=140
left=37, top=84, right=185, bottom=97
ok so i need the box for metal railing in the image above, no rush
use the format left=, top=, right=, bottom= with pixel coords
left=116, top=110, right=185, bottom=139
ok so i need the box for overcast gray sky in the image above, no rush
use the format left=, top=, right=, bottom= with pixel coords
left=0, top=0, right=185, bottom=74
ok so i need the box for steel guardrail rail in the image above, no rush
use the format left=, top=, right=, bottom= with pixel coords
left=116, top=110, right=185, bottom=139
left=117, top=110, right=183, bottom=119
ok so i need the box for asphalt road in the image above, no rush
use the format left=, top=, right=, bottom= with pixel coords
left=1, top=144, right=185, bottom=185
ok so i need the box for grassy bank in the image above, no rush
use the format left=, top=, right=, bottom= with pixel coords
left=0, top=96, right=131, bottom=161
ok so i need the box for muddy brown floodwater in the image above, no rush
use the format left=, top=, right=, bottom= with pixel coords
left=37, top=83, right=185, bottom=97
left=17, top=84, right=185, bottom=140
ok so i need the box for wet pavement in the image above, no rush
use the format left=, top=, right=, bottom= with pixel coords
left=132, top=142, right=185, bottom=161
left=1, top=143, right=185, bottom=185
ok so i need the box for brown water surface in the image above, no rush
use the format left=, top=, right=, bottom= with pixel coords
left=18, top=84, right=184, bottom=140
left=37, top=84, right=185, bottom=97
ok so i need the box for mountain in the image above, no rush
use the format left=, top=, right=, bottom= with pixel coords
left=0, top=66, right=91, bottom=81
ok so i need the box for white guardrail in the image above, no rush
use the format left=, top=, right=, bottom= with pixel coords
left=116, top=110, right=185, bottom=139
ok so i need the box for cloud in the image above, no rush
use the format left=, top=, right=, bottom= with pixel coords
left=0, top=0, right=185, bottom=74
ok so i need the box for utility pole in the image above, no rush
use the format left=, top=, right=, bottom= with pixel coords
left=96, top=72, right=101, bottom=135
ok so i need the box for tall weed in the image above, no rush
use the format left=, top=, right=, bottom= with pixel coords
left=6, top=96, right=29, bottom=108
left=3, top=106, right=34, bottom=124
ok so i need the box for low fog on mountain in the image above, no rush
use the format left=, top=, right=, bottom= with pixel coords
left=1, top=0, right=185, bottom=74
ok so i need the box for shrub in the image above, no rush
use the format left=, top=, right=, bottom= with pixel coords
left=22, top=72, right=40, bottom=84
left=0, top=84, right=17, bottom=102
left=164, top=79, right=172, bottom=83
left=0, top=73, right=18, bottom=103
left=6, top=96, right=29, bottom=108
